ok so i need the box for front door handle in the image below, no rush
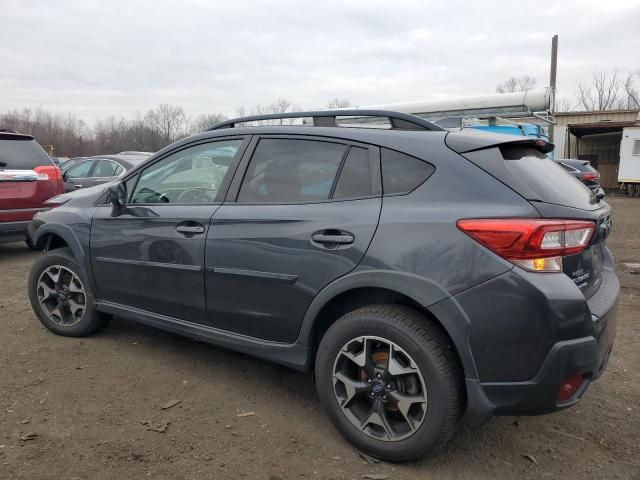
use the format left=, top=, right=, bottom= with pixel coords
left=74, top=184, right=83, bottom=189
left=176, top=224, right=205, bottom=235
left=311, top=231, right=355, bottom=245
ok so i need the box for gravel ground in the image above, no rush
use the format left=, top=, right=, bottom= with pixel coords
left=0, top=196, right=638, bottom=480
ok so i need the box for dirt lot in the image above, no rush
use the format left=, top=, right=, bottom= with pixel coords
left=1, top=196, right=639, bottom=480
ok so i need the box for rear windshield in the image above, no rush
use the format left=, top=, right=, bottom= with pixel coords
left=0, top=139, right=52, bottom=170
left=502, top=147, right=597, bottom=210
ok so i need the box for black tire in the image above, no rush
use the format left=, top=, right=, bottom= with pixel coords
left=315, top=305, right=463, bottom=462
left=28, top=247, right=109, bottom=337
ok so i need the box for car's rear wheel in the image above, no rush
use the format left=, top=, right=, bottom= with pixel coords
left=28, top=247, right=109, bottom=336
left=315, top=305, right=463, bottom=461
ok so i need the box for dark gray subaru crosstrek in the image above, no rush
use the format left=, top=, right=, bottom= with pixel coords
left=27, top=111, right=618, bottom=461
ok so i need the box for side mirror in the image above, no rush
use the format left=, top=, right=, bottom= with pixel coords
left=108, top=182, right=128, bottom=215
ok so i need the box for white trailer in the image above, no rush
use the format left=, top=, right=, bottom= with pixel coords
left=619, top=127, right=640, bottom=183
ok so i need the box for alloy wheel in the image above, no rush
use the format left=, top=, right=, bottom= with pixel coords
left=36, top=265, right=87, bottom=326
left=332, top=335, right=428, bottom=442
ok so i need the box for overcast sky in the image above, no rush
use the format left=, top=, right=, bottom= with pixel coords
left=1, top=0, right=638, bottom=123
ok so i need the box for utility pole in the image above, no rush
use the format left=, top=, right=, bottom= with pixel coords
left=549, top=34, right=558, bottom=143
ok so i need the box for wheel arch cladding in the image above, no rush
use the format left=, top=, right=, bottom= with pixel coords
left=36, top=232, right=69, bottom=252
left=34, top=224, right=83, bottom=261
left=297, top=270, right=476, bottom=379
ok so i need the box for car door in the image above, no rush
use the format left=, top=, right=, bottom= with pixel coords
left=205, top=136, right=382, bottom=342
left=90, top=137, right=248, bottom=324
left=83, top=158, right=125, bottom=188
left=63, top=159, right=96, bottom=192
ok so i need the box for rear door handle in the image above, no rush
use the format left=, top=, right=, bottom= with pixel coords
left=176, top=224, right=205, bottom=235
left=311, top=231, right=355, bottom=245
left=74, top=184, right=83, bottom=189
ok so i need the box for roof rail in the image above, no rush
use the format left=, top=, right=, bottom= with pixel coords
left=208, top=109, right=444, bottom=132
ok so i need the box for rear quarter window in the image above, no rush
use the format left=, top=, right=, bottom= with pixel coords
left=0, top=139, right=52, bottom=170
left=381, top=148, right=435, bottom=196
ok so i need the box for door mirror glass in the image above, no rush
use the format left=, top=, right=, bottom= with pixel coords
left=108, top=182, right=128, bottom=211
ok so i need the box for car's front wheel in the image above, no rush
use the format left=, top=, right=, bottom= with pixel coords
left=315, top=305, right=463, bottom=461
left=28, top=247, right=109, bottom=337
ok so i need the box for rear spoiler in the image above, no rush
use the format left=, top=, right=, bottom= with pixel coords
left=445, top=130, right=554, bottom=155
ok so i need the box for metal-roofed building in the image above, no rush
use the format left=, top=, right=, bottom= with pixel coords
left=553, top=110, right=640, bottom=189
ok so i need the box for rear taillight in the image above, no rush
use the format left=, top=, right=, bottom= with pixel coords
left=457, top=219, right=595, bottom=272
left=34, top=165, right=62, bottom=181
left=581, top=172, right=599, bottom=182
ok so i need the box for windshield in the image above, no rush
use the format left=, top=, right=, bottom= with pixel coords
left=502, top=147, right=599, bottom=210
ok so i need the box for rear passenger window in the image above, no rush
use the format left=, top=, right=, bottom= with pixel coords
left=333, top=147, right=371, bottom=199
left=93, top=160, right=120, bottom=177
left=381, top=148, right=434, bottom=195
left=238, top=139, right=346, bottom=203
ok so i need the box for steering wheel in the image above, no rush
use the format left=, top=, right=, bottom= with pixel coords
left=176, top=188, right=211, bottom=203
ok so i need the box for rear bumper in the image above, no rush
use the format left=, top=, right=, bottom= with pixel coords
left=459, top=264, right=619, bottom=426
left=0, top=220, right=30, bottom=243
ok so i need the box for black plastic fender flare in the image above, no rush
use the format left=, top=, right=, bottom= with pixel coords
left=295, top=269, right=479, bottom=380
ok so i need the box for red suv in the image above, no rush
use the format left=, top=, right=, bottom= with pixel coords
left=0, top=130, right=64, bottom=247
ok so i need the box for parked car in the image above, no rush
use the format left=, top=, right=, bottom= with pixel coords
left=556, top=159, right=605, bottom=198
left=59, top=157, right=86, bottom=173
left=26, top=110, right=618, bottom=461
left=117, top=151, right=154, bottom=156
left=61, top=154, right=148, bottom=192
left=0, top=130, right=63, bottom=247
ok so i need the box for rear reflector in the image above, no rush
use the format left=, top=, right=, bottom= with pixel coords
left=457, top=219, right=595, bottom=272
left=557, top=375, right=586, bottom=402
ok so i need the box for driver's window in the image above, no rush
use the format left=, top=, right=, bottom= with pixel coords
left=130, top=139, right=243, bottom=204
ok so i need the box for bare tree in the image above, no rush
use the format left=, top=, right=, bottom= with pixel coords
left=496, top=75, right=537, bottom=93
left=622, top=72, right=640, bottom=109
left=147, top=103, right=187, bottom=144
left=241, top=98, right=301, bottom=125
left=555, top=97, right=573, bottom=112
left=576, top=71, right=622, bottom=111
left=326, top=97, right=355, bottom=109
left=190, top=113, right=228, bottom=132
